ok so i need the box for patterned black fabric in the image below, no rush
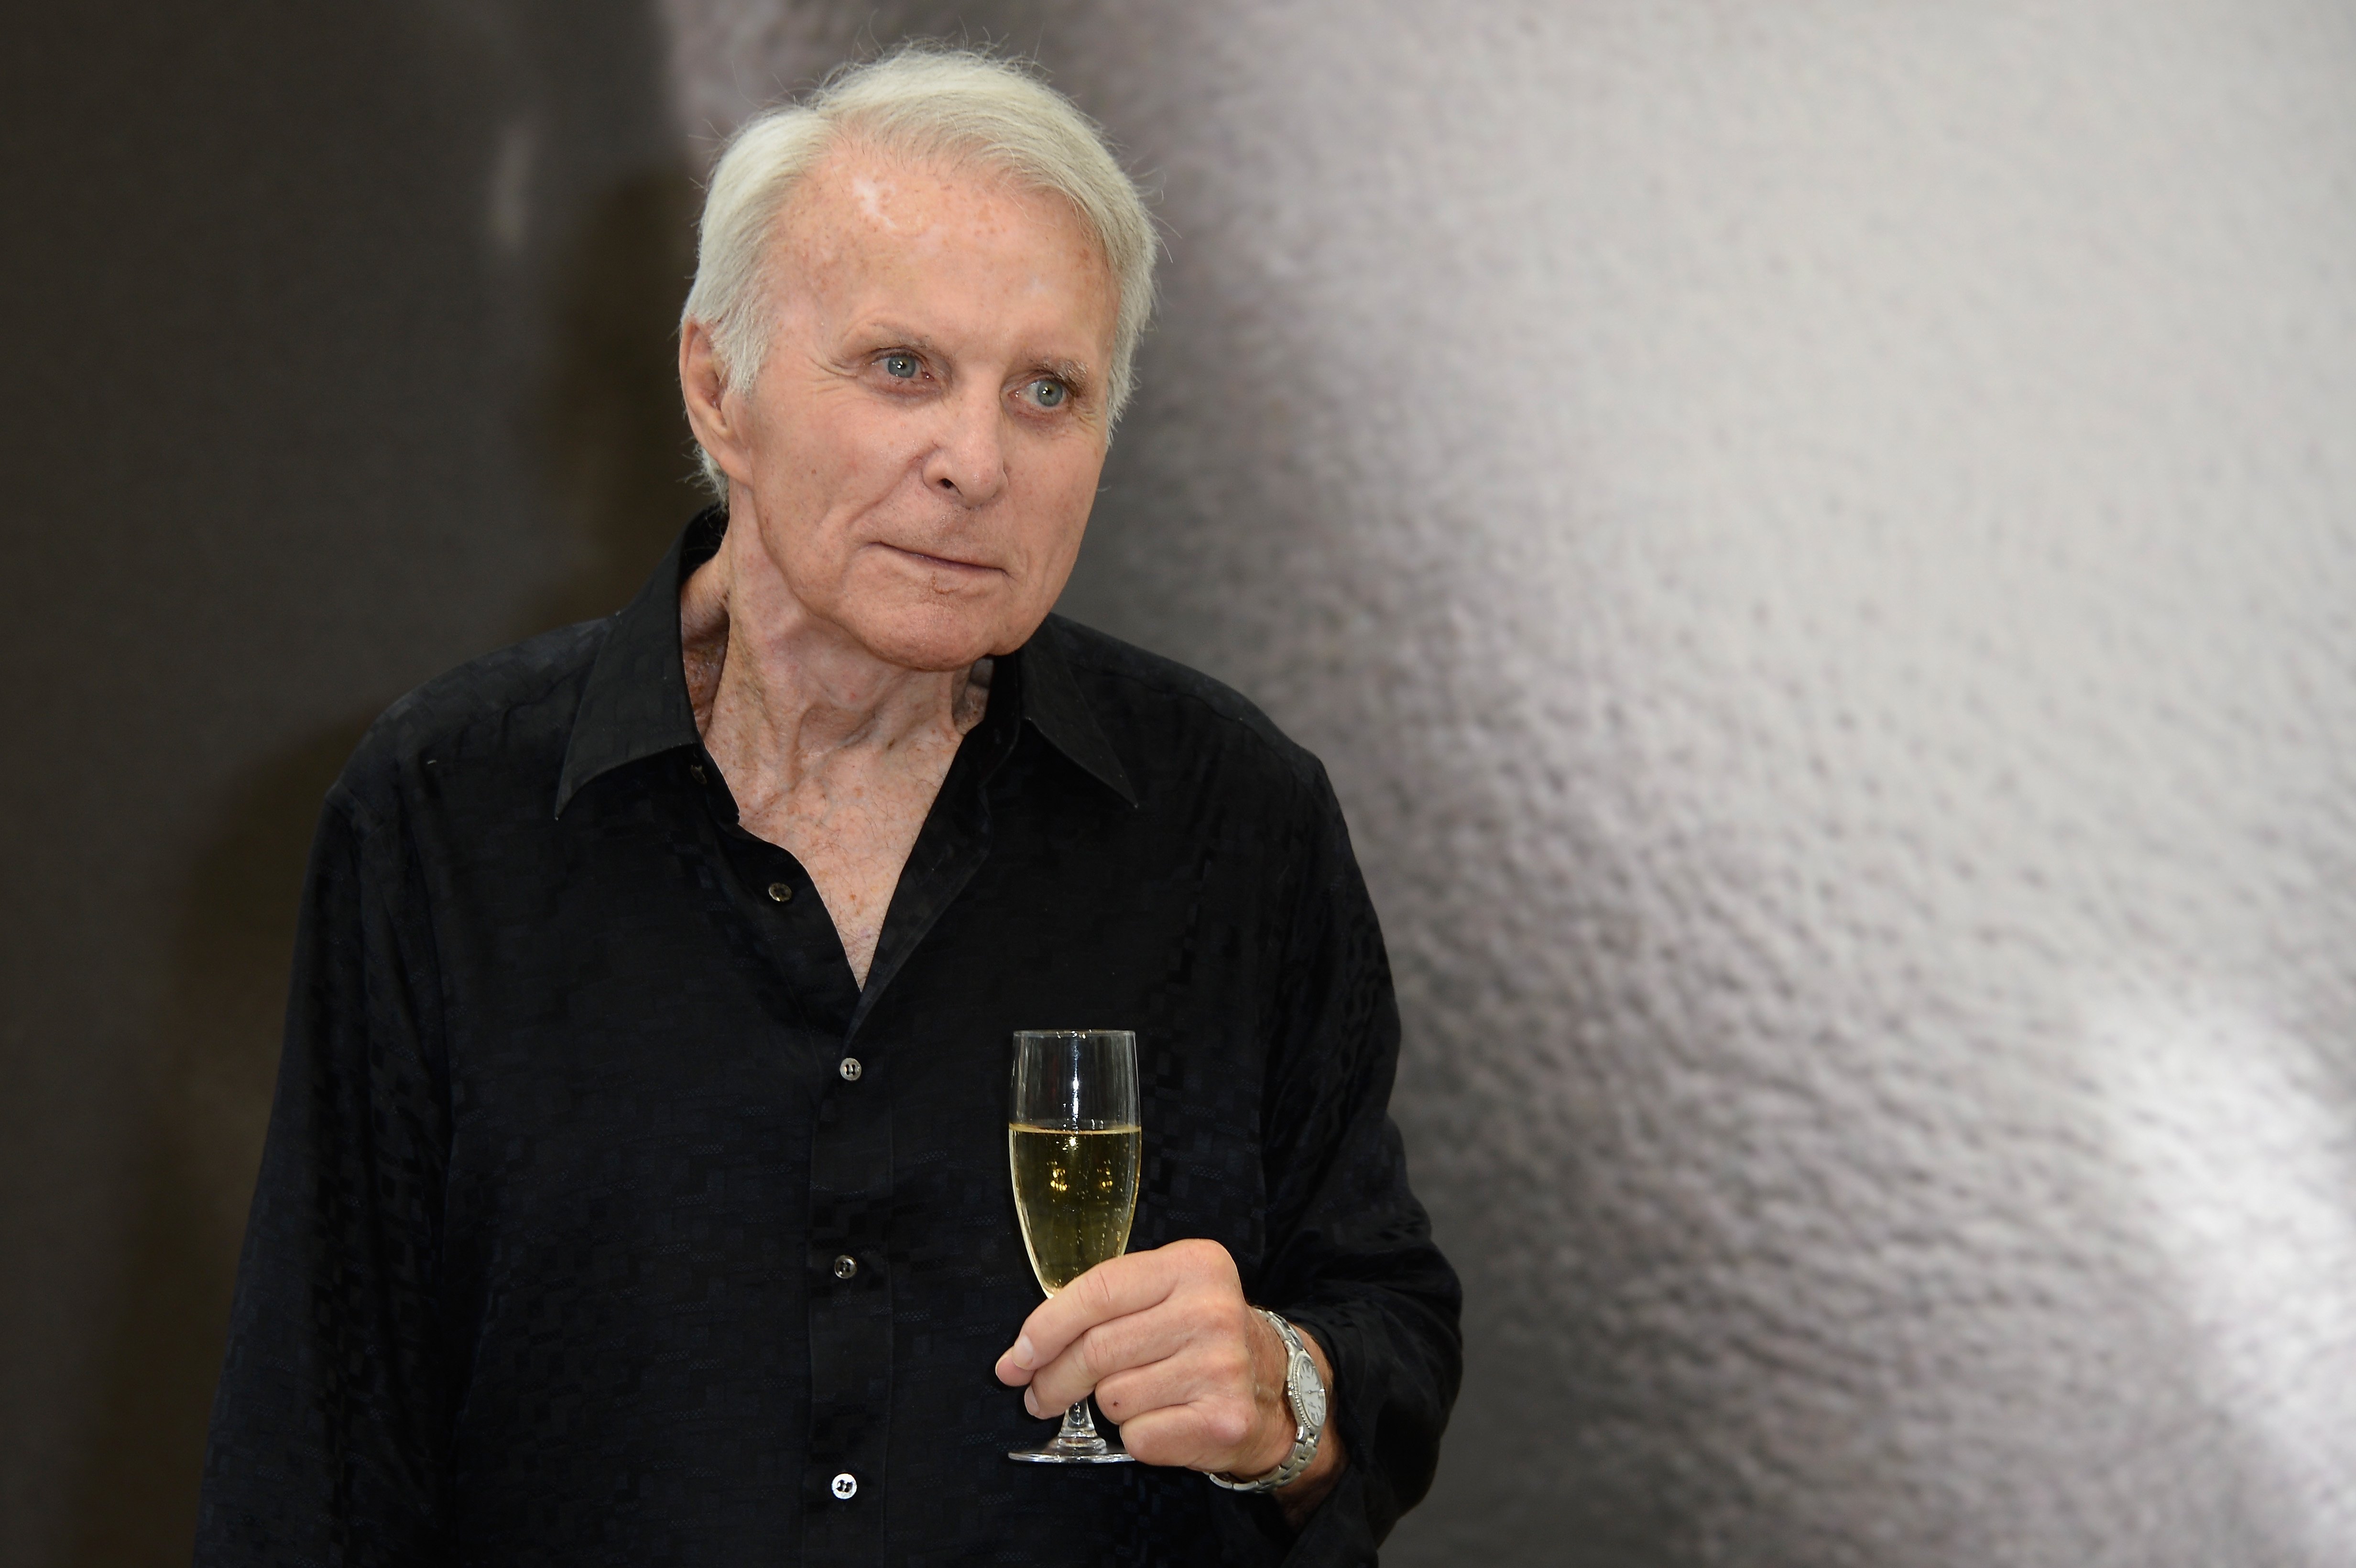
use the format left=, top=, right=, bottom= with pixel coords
left=198, top=510, right=1461, bottom=1567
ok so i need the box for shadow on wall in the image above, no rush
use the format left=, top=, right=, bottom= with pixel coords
left=65, top=721, right=372, bottom=1568
left=60, top=166, right=706, bottom=1568
left=529, top=166, right=709, bottom=632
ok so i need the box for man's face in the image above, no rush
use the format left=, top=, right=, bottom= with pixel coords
left=709, top=143, right=1120, bottom=671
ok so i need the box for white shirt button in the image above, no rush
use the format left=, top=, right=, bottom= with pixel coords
left=838, top=1057, right=862, bottom=1082
left=830, top=1471, right=858, bottom=1501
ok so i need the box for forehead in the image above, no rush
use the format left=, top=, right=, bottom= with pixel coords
left=770, top=142, right=1114, bottom=333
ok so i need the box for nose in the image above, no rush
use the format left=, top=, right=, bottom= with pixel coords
left=921, top=384, right=1008, bottom=506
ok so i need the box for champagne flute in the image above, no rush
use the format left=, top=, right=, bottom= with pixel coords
left=1006, top=1028, right=1141, bottom=1464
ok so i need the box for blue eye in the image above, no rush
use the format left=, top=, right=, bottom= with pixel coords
left=883, top=353, right=919, bottom=379
left=1029, top=379, right=1067, bottom=408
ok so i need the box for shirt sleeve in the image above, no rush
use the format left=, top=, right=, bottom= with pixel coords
left=1222, top=762, right=1464, bottom=1564
left=196, top=780, right=456, bottom=1567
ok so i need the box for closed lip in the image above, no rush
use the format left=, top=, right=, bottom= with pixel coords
left=879, top=542, right=1003, bottom=575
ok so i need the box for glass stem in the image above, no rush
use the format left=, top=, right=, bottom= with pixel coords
left=1059, top=1400, right=1099, bottom=1445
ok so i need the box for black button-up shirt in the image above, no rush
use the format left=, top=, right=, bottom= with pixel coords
left=198, top=511, right=1461, bottom=1566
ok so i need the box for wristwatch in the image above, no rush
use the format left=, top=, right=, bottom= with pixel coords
left=1208, top=1309, right=1328, bottom=1494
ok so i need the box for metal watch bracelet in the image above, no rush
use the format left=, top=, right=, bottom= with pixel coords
left=1207, top=1309, right=1327, bottom=1494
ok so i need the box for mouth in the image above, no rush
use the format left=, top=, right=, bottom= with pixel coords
left=878, top=543, right=1003, bottom=577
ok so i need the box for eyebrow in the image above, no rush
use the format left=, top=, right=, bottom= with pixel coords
left=849, top=322, right=941, bottom=358
left=1030, top=357, right=1094, bottom=393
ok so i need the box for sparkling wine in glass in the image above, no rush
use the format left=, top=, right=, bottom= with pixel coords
left=1006, top=1028, right=1140, bottom=1464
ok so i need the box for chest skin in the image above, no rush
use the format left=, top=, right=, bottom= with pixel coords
left=712, top=695, right=982, bottom=989
left=742, top=786, right=919, bottom=990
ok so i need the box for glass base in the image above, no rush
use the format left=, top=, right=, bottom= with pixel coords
left=1006, top=1442, right=1135, bottom=1464
left=1008, top=1399, right=1136, bottom=1465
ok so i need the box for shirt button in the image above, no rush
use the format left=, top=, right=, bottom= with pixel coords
left=833, top=1254, right=858, bottom=1280
left=767, top=882, right=793, bottom=904
left=830, top=1471, right=858, bottom=1501
left=838, top=1056, right=862, bottom=1082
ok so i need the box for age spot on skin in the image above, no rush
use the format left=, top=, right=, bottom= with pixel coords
left=851, top=174, right=899, bottom=230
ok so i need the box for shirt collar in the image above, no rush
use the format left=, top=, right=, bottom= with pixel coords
left=1015, top=615, right=1138, bottom=807
left=555, top=510, right=1139, bottom=817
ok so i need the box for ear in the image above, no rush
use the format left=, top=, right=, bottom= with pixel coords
left=679, top=317, right=755, bottom=489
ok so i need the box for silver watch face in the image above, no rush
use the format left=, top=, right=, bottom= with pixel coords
left=1288, top=1346, right=1328, bottom=1430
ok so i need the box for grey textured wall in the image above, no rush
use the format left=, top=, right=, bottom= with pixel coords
left=4, top=2, right=2353, bottom=1565
left=1087, top=7, right=2354, bottom=1561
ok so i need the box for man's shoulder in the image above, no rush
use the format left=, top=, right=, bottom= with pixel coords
left=332, top=618, right=613, bottom=827
left=1039, top=615, right=1327, bottom=796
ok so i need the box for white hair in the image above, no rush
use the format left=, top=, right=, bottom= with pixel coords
left=679, top=45, right=1158, bottom=497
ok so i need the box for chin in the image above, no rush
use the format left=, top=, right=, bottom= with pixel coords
left=845, top=604, right=1017, bottom=673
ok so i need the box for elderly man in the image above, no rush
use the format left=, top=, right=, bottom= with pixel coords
left=199, top=47, right=1458, bottom=1567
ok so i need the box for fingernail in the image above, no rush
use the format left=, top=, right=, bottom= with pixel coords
left=1024, top=1389, right=1041, bottom=1417
left=1011, top=1335, right=1036, bottom=1369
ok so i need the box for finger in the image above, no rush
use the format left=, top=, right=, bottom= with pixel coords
left=1089, top=1336, right=1250, bottom=1427
left=1019, top=1289, right=1222, bottom=1412
left=1107, top=1400, right=1260, bottom=1472
left=1013, top=1250, right=1180, bottom=1377
left=1022, top=1318, right=1183, bottom=1416
left=996, top=1241, right=1230, bottom=1383
left=1018, top=1256, right=1257, bottom=1411
left=994, top=1261, right=1145, bottom=1386
left=1030, top=1289, right=1263, bottom=1419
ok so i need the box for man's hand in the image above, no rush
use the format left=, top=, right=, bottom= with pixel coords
left=993, top=1239, right=1345, bottom=1519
